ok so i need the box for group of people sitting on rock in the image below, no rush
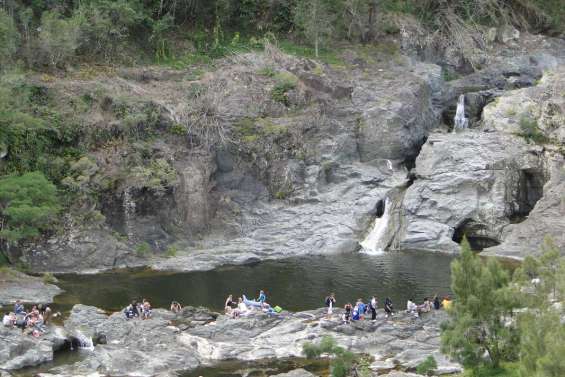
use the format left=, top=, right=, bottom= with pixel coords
left=2, top=300, right=56, bottom=337
left=224, top=290, right=283, bottom=318
left=123, top=298, right=152, bottom=320
left=325, top=293, right=452, bottom=324
left=405, top=295, right=452, bottom=317
left=325, top=294, right=394, bottom=324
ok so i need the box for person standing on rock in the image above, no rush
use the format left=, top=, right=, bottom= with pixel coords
left=325, top=293, right=336, bottom=319
left=369, top=296, right=378, bottom=321
left=384, top=297, right=394, bottom=318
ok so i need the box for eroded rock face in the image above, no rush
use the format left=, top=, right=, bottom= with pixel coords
left=394, top=130, right=544, bottom=252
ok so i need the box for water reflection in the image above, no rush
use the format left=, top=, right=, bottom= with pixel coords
left=54, top=251, right=454, bottom=313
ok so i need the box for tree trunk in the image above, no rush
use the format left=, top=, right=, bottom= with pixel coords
left=367, top=0, right=379, bottom=42
left=315, top=35, right=319, bottom=58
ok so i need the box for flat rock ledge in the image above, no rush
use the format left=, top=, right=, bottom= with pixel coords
left=4, top=304, right=462, bottom=376
left=0, top=269, right=62, bottom=306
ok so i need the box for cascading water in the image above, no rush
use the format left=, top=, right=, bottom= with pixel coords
left=123, top=187, right=136, bottom=240
left=73, top=330, right=94, bottom=351
left=453, top=94, right=469, bottom=132
left=360, top=198, right=392, bottom=255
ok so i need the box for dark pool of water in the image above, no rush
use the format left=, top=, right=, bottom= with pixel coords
left=53, top=251, right=454, bottom=313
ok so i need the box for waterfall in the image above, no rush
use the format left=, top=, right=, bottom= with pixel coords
left=453, top=94, right=469, bottom=132
left=123, top=187, right=136, bottom=240
left=360, top=198, right=392, bottom=255
left=74, top=330, right=94, bottom=351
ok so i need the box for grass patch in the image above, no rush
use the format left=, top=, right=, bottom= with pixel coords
left=258, top=66, right=276, bottom=77
left=271, top=72, right=298, bottom=106
left=519, top=116, right=547, bottom=143
left=416, top=356, right=437, bottom=376
left=42, top=272, right=58, bottom=284
left=135, top=242, right=152, bottom=257
left=279, top=40, right=344, bottom=66
left=454, top=362, right=520, bottom=377
left=165, top=245, right=178, bottom=258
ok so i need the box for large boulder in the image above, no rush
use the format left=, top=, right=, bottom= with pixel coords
left=394, top=130, right=544, bottom=252
left=0, top=269, right=62, bottom=305
left=355, top=63, right=442, bottom=164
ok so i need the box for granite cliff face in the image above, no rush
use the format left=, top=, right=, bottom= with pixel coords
left=9, top=31, right=565, bottom=273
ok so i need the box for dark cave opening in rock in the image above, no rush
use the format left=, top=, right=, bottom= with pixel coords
left=509, top=168, right=546, bottom=223
left=374, top=199, right=385, bottom=218
left=452, top=219, right=501, bottom=251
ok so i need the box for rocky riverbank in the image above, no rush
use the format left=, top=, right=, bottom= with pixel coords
left=2, top=304, right=460, bottom=376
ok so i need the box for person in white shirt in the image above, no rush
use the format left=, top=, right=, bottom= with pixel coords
left=406, top=299, right=418, bottom=317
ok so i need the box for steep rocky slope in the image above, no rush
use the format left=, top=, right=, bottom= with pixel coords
left=7, top=31, right=565, bottom=273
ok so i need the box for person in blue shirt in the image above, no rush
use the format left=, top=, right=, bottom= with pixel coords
left=14, top=300, right=25, bottom=315
left=257, top=290, right=267, bottom=307
left=356, top=298, right=366, bottom=320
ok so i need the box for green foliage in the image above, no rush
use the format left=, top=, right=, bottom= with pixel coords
left=271, top=72, right=298, bottom=106
left=442, top=237, right=519, bottom=369
left=416, top=356, right=438, bottom=375
left=165, top=245, right=178, bottom=257
left=513, top=237, right=565, bottom=377
left=258, top=66, right=276, bottom=77
left=135, top=241, right=151, bottom=256
left=42, top=272, right=58, bottom=284
left=0, top=10, right=18, bottom=70
left=302, top=335, right=357, bottom=377
left=519, top=116, right=547, bottom=144
left=128, top=158, right=178, bottom=195
left=294, top=0, right=335, bottom=57
left=39, top=11, right=80, bottom=68
left=0, top=172, right=60, bottom=244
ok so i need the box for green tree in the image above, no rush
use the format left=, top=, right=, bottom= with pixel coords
left=39, top=11, right=81, bottom=68
left=441, top=237, right=519, bottom=370
left=0, top=9, right=19, bottom=70
left=0, top=172, right=60, bottom=252
left=515, top=238, right=565, bottom=377
left=303, top=335, right=356, bottom=377
left=294, top=0, right=335, bottom=57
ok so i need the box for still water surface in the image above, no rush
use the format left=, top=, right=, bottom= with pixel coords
left=54, top=251, right=454, bottom=313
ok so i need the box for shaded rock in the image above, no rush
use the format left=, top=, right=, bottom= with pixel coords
left=0, top=269, right=62, bottom=305
left=272, top=368, right=316, bottom=377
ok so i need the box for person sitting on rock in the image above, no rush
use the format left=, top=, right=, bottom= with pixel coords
left=257, top=290, right=267, bottom=307
left=433, top=295, right=441, bottom=310
left=356, top=299, right=366, bottom=320
left=38, top=304, right=53, bottom=325
left=142, top=299, right=152, bottom=320
left=225, top=294, right=238, bottom=313
left=14, top=300, right=25, bottom=315
left=131, top=300, right=140, bottom=318
left=237, top=297, right=250, bottom=316
left=342, top=303, right=352, bottom=324
left=417, top=298, right=432, bottom=315
left=406, top=298, right=418, bottom=316
left=442, top=296, right=452, bottom=311
left=2, top=312, right=16, bottom=327
left=124, top=304, right=136, bottom=319
left=352, top=304, right=360, bottom=321
left=384, top=297, right=394, bottom=318
left=170, top=301, right=182, bottom=313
